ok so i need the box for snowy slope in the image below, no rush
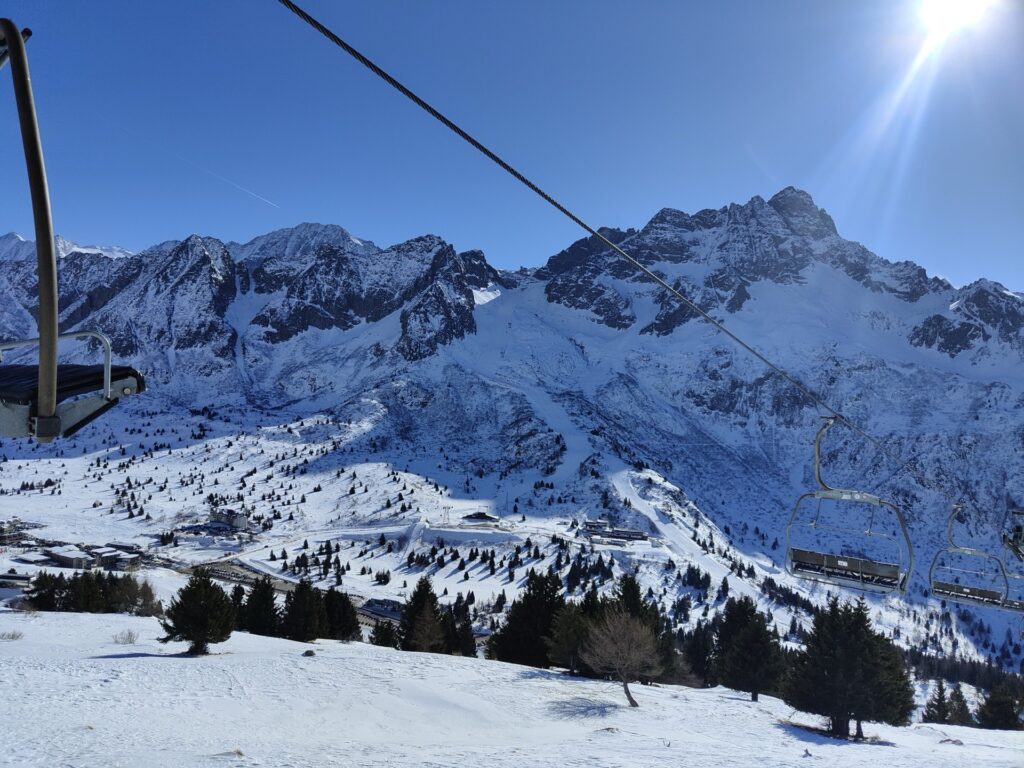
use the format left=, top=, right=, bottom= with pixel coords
left=1, top=186, right=1023, bottom=670
left=0, top=610, right=1020, bottom=768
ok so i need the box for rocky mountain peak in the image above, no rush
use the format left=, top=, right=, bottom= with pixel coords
left=767, top=186, right=837, bottom=238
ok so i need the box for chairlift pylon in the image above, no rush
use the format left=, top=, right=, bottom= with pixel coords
left=785, top=416, right=914, bottom=594
left=928, top=504, right=1009, bottom=608
left=0, top=19, right=144, bottom=442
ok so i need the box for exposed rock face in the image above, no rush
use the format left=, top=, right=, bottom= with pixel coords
left=2, top=188, right=1022, bottom=562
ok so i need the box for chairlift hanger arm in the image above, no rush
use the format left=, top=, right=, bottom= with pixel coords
left=0, top=18, right=58, bottom=442
left=0, top=25, right=31, bottom=71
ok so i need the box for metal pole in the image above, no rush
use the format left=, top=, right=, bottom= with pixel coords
left=0, top=20, right=58, bottom=441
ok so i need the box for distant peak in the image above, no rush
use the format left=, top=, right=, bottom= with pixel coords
left=767, top=186, right=836, bottom=238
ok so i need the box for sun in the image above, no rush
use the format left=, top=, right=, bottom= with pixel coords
left=919, top=0, right=994, bottom=43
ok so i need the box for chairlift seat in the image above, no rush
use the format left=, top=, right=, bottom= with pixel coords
left=789, top=547, right=901, bottom=589
left=931, top=580, right=1004, bottom=607
left=0, top=348, right=145, bottom=439
left=1002, top=597, right=1024, bottom=612
left=0, top=363, right=145, bottom=405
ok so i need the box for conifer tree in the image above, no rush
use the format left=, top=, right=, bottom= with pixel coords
left=683, top=621, right=717, bottom=686
left=947, top=682, right=975, bottom=726
left=323, top=588, right=361, bottom=641
left=244, top=576, right=280, bottom=637
left=370, top=620, right=399, bottom=648
left=159, top=568, right=235, bottom=655
left=545, top=602, right=590, bottom=674
left=488, top=571, right=564, bottom=667
left=785, top=597, right=855, bottom=737
left=713, top=596, right=783, bottom=701
left=976, top=683, right=1022, bottom=730
left=786, top=598, right=914, bottom=738
left=281, top=579, right=326, bottom=642
left=453, top=611, right=476, bottom=656
left=922, top=679, right=950, bottom=724
left=400, top=576, right=446, bottom=653
left=230, top=584, right=246, bottom=630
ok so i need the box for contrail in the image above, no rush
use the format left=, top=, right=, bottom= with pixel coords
left=191, top=163, right=281, bottom=209
left=120, top=126, right=282, bottom=209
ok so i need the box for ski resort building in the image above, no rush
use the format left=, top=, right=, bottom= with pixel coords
left=210, top=509, right=250, bottom=531
left=43, top=545, right=94, bottom=570
left=462, top=511, right=500, bottom=525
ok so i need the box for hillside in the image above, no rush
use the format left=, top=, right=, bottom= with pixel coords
left=0, top=611, right=1020, bottom=768
left=1, top=186, right=1023, bottom=669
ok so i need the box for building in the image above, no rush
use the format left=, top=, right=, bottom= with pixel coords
left=0, top=571, right=32, bottom=590
left=106, top=541, right=142, bottom=554
left=361, top=598, right=403, bottom=622
left=115, top=553, right=141, bottom=571
left=0, top=518, right=22, bottom=544
left=14, top=551, right=50, bottom=566
left=606, top=528, right=648, bottom=542
left=210, top=509, right=249, bottom=531
left=89, top=547, right=123, bottom=569
left=462, top=511, right=499, bottom=525
left=44, top=545, right=94, bottom=569
left=583, top=519, right=610, bottom=533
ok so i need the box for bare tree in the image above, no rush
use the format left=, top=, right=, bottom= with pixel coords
left=581, top=610, right=662, bottom=707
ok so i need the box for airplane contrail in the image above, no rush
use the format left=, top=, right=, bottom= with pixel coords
left=121, top=126, right=282, bottom=209
left=191, top=163, right=281, bottom=209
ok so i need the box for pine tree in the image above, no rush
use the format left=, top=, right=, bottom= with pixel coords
left=454, top=612, right=476, bottom=656
left=683, top=621, right=717, bottom=686
left=230, top=584, right=246, bottom=630
left=545, top=602, right=590, bottom=674
left=923, top=679, right=950, bottom=724
left=370, top=620, right=399, bottom=648
left=323, top=588, right=361, bottom=641
left=713, top=596, right=783, bottom=702
left=400, top=576, right=446, bottom=653
left=976, top=683, right=1022, bottom=730
left=786, top=598, right=914, bottom=739
left=488, top=571, right=564, bottom=667
left=244, top=576, right=280, bottom=637
left=280, top=579, right=326, bottom=642
left=785, top=597, right=855, bottom=737
left=947, top=682, right=975, bottom=726
left=862, top=633, right=915, bottom=734
left=158, top=568, right=235, bottom=654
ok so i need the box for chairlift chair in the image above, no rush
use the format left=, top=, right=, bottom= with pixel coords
left=0, top=20, right=144, bottom=442
left=928, top=504, right=1009, bottom=608
left=785, top=417, right=914, bottom=594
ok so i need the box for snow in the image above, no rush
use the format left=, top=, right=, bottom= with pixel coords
left=472, top=286, right=501, bottom=306
left=0, top=610, right=1020, bottom=768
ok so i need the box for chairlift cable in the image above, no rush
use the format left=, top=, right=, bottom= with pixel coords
left=274, top=0, right=936, bottom=492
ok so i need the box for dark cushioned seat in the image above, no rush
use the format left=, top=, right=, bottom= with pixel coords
left=0, top=364, right=145, bottom=405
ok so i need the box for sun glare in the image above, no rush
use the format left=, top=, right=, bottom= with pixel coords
left=919, top=0, right=994, bottom=43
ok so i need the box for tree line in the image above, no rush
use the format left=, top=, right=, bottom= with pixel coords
left=25, top=571, right=162, bottom=616
left=160, top=570, right=363, bottom=653
left=111, top=566, right=1024, bottom=734
left=923, top=677, right=1023, bottom=730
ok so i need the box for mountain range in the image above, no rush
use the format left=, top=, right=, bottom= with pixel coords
left=2, top=186, right=1023, bottom=595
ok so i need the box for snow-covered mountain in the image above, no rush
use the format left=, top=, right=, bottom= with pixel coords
left=2, top=187, right=1022, bottom=663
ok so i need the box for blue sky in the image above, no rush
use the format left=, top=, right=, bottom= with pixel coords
left=2, top=1, right=1022, bottom=287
